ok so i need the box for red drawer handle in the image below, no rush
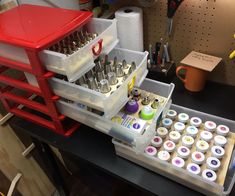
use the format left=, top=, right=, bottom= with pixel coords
left=92, top=39, right=103, bottom=56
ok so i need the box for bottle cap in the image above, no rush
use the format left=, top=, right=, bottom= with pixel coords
left=190, top=117, right=202, bottom=127
left=157, top=150, right=170, bottom=161
left=177, top=146, right=190, bottom=159
left=202, top=169, right=217, bottom=182
left=196, top=140, right=209, bottom=153
left=162, top=118, right=173, bottom=128
left=140, top=105, right=155, bottom=120
left=191, top=151, right=205, bottom=165
left=173, top=122, right=185, bottom=133
left=172, top=157, right=185, bottom=168
left=169, top=131, right=181, bottom=143
left=186, top=126, right=198, bottom=138
left=214, top=135, right=227, bottom=147
left=145, top=146, right=157, bottom=156
left=166, top=110, right=177, bottom=119
left=206, top=157, right=221, bottom=171
left=163, top=140, right=176, bottom=152
left=125, top=99, right=139, bottom=113
left=157, top=127, right=168, bottom=138
left=182, top=135, right=194, bottom=148
left=200, top=131, right=213, bottom=142
left=211, top=146, right=225, bottom=159
left=216, top=125, right=230, bottom=136
left=151, top=136, right=163, bottom=148
left=204, top=121, right=216, bottom=132
left=178, top=113, right=189, bottom=123
left=187, top=163, right=201, bottom=175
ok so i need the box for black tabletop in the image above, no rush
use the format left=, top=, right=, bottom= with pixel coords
left=9, top=78, right=235, bottom=196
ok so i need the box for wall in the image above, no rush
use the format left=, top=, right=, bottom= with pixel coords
left=112, top=0, right=235, bottom=86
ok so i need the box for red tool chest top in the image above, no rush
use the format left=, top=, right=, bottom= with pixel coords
left=0, top=4, right=92, bottom=50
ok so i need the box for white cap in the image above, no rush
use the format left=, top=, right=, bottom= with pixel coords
left=166, top=110, right=177, bottom=120
left=202, top=169, right=217, bottom=182
left=162, top=118, right=173, bottom=129
left=169, top=131, right=181, bottom=143
left=178, top=113, right=189, bottom=123
left=206, top=157, right=221, bottom=171
left=145, top=146, right=157, bottom=156
left=216, top=125, right=230, bottom=136
left=191, top=151, right=205, bottom=165
left=196, top=140, right=209, bottom=153
left=200, top=131, right=213, bottom=142
left=156, top=127, right=168, bottom=138
left=186, top=126, right=198, bottom=138
left=151, top=136, right=163, bottom=148
left=163, top=140, right=176, bottom=152
left=172, top=157, right=185, bottom=168
left=204, top=121, right=216, bottom=132
left=214, top=135, right=227, bottom=147
left=177, top=146, right=190, bottom=159
left=190, top=117, right=202, bottom=127
left=173, top=122, right=185, bottom=133
left=187, top=163, right=201, bottom=175
left=211, top=146, right=225, bottom=159
left=158, top=150, right=170, bottom=161
left=182, top=135, right=194, bottom=148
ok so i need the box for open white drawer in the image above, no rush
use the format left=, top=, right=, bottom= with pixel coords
left=56, top=79, right=175, bottom=152
left=40, top=18, right=118, bottom=82
left=50, top=48, right=148, bottom=118
left=0, top=18, right=118, bottom=82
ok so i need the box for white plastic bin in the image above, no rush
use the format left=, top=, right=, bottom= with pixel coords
left=56, top=79, right=175, bottom=152
left=50, top=47, right=149, bottom=118
left=0, top=18, right=118, bottom=82
left=113, top=104, right=235, bottom=196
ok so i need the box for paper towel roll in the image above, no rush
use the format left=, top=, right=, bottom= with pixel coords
left=115, top=7, right=143, bottom=52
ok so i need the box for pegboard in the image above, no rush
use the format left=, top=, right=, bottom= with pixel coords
left=111, top=0, right=235, bottom=85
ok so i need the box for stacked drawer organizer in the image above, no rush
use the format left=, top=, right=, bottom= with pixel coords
left=0, top=4, right=174, bottom=144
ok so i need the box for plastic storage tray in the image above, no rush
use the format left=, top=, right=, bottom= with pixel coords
left=50, top=47, right=149, bottom=118
left=0, top=18, right=118, bottom=82
left=112, top=104, right=235, bottom=196
left=56, top=78, right=175, bottom=152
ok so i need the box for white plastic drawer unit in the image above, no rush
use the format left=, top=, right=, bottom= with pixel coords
left=56, top=79, right=175, bottom=152
left=50, top=48, right=149, bottom=118
left=0, top=18, right=118, bottom=82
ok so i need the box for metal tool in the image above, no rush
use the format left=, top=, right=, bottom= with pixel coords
left=163, top=42, right=170, bottom=62
left=167, top=0, right=184, bottom=36
left=87, top=77, right=98, bottom=90
left=149, top=44, right=154, bottom=65
left=107, top=72, right=118, bottom=85
left=115, top=64, right=124, bottom=77
left=122, top=60, right=129, bottom=69
left=96, top=70, right=105, bottom=82
left=155, top=40, right=162, bottom=65
left=131, top=61, right=137, bottom=70
left=113, top=56, right=118, bottom=70
left=141, top=96, right=150, bottom=105
left=100, top=79, right=110, bottom=93
left=76, top=76, right=86, bottom=85
left=132, top=88, right=141, bottom=101
left=151, top=98, right=159, bottom=109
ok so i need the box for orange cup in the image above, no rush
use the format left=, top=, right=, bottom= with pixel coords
left=176, top=65, right=208, bottom=92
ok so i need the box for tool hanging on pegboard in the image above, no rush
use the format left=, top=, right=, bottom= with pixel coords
left=166, top=0, right=184, bottom=36
left=229, top=34, right=235, bottom=59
